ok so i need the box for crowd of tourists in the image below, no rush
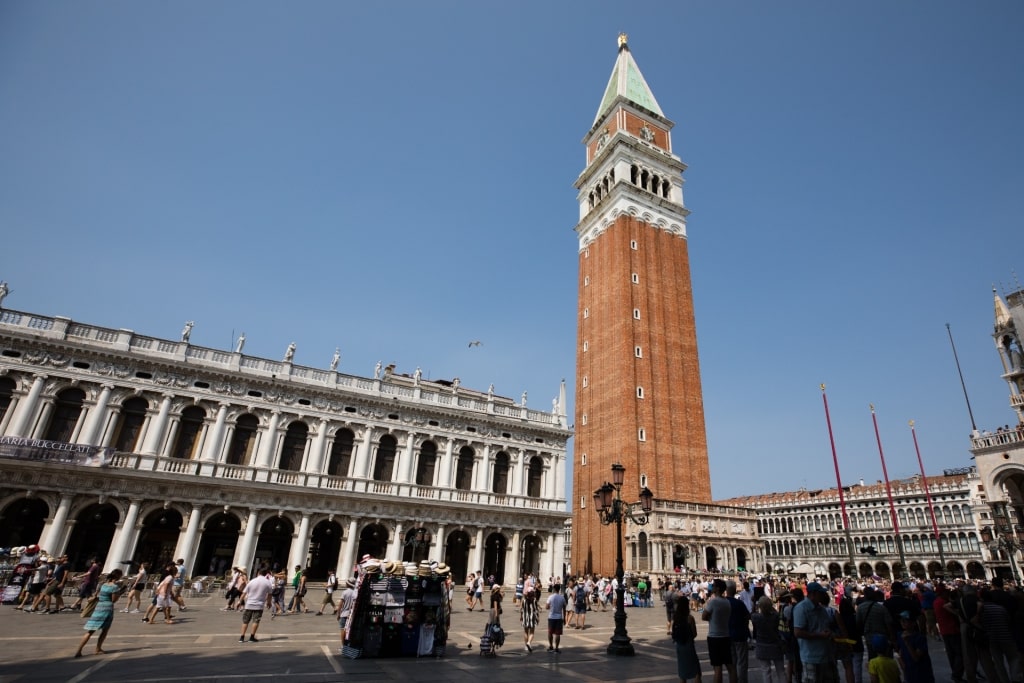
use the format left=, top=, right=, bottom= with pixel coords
left=660, top=573, right=1020, bottom=683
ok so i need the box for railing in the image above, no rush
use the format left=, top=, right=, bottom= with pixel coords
left=0, top=308, right=567, bottom=429
left=35, top=450, right=567, bottom=512
left=972, top=428, right=1024, bottom=450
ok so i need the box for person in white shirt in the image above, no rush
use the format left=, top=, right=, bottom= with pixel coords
left=238, top=567, right=273, bottom=643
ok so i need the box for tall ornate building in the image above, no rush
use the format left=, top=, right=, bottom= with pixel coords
left=971, top=284, right=1024, bottom=581
left=0, top=308, right=571, bottom=582
left=572, top=36, right=757, bottom=577
left=718, top=470, right=986, bottom=580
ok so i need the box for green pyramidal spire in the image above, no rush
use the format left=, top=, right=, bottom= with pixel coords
left=593, top=33, right=664, bottom=126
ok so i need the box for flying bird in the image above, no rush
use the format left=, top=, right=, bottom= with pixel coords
left=468, top=341, right=482, bottom=348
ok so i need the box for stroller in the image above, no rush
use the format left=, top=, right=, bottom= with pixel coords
left=479, top=621, right=505, bottom=656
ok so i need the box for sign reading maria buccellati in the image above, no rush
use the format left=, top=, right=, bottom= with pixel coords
left=0, top=436, right=112, bottom=466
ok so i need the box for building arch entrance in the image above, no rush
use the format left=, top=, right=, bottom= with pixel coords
left=356, top=523, right=389, bottom=560
left=307, top=519, right=343, bottom=581
left=254, top=516, right=294, bottom=572
left=0, top=497, right=48, bottom=549
left=483, top=532, right=507, bottom=585
left=520, top=534, right=542, bottom=578
left=65, top=503, right=119, bottom=570
left=705, top=547, right=718, bottom=572
left=134, top=508, right=183, bottom=570
left=196, top=513, right=241, bottom=578
left=445, top=529, right=471, bottom=584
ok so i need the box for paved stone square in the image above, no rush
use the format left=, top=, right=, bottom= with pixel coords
left=0, top=594, right=953, bottom=682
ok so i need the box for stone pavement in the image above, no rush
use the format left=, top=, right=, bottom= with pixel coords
left=0, top=594, right=954, bottom=683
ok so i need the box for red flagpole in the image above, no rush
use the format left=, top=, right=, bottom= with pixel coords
left=909, top=420, right=947, bottom=574
left=821, top=384, right=855, bottom=572
left=871, top=404, right=907, bottom=578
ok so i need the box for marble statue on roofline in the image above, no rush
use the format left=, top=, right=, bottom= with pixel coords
left=374, top=361, right=382, bottom=379
left=330, top=347, right=340, bottom=371
left=235, top=333, right=246, bottom=353
left=0, top=281, right=9, bottom=308
left=181, top=321, right=193, bottom=343
left=284, top=342, right=296, bottom=362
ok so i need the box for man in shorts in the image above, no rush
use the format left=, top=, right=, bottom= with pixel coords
left=546, top=583, right=567, bottom=653
left=702, top=578, right=735, bottom=683
left=239, top=566, right=273, bottom=643
left=337, top=577, right=357, bottom=651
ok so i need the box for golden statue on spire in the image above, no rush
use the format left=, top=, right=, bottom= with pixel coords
left=618, top=33, right=628, bottom=49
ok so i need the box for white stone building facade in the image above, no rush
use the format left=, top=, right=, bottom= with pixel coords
left=0, top=309, right=571, bottom=583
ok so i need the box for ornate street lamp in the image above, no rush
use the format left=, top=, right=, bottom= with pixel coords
left=981, top=524, right=1022, bottom=584
left=593, top=462, right=654, bottom=656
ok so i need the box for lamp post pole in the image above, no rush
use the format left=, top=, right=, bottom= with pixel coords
left=593, top=462, right=654, bottom=657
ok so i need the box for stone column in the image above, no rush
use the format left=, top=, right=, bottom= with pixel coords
left=200, top=403, right=229, bottom=462
left=304, top=419, right=328, bottom=474
left=352, top=426, right=374, bottom=479
left=7, top=375, right=46, bottom=437
left=476, top=444, right=491, bottom=492
left=340, top=518, right=360, bottom=578
left=388, top=521, right=404, bottom=559
left=551, top=453, right=564, bottom=502
left=509, top=529, right=522, bottom=582
left=78, top=384, right=113, bottom=446
left=234, top=509, right=260, bottom=573
left=511, top=449, right=525, bottom=496
left=160, top=417, right=181, bottom=458
left=40, top=494, right=73, bottom=554
left=438, top=438, right=455, bottom=489
left=254, top=412, right=280, bottom=469
left=29, top=400, right=54, bottom=439
left=176, top=505, right=203, bottom=578
left=141, top=395, right=173, bottom=455
left=0, top=394, right=19, bottom=434
left=470, top=527, right=485, bottom=576
left=288, top=513, right=312, bottom=572
left=432, top=523, right=447, bottom=564
left=104, top=499, right=142, bottom=573
left=395, top=432, right=415, bottom=484
left=98, top=404, right=122, bottom=448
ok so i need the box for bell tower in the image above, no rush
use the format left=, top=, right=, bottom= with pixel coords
left=572, top=35, right=712, bottom=576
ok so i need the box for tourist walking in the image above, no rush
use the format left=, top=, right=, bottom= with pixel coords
left=521, top=587, right=539, bottom=652
left=122, top=562, right=148, bottom=614
left=546, top=582, right=566, bottom=653
left=74, top=569, right=124, bottom=658
left=69, top=557, right=101, bottom=611
left=316, top=569, right=338, bottom=615
left=671, top=592, right=702, bottom=683
left=337, top=577, right=357, bottom=649
left=223, top=567, right=245, bottom=611
left=238, top=567, right=273, bottom=643
left=150, top=565, right=177, bottom=625
left=750, top=595, right=786, bottom=683
left=572, top=578, right=588, bottom=629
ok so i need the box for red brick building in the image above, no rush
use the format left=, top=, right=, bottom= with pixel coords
left=572, top=35, right=720, bottom=577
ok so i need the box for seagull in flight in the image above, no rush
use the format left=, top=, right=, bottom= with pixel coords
left=468, top=340, right=482, bottom=348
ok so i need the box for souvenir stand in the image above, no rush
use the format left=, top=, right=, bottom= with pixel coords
left=342, top=559, right=451, bottom=659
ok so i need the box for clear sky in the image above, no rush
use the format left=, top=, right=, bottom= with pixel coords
left=1, top=2, right=1021, bottom=501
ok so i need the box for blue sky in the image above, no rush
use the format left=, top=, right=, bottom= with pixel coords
left=1, top=2, right=1021, bottom=501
